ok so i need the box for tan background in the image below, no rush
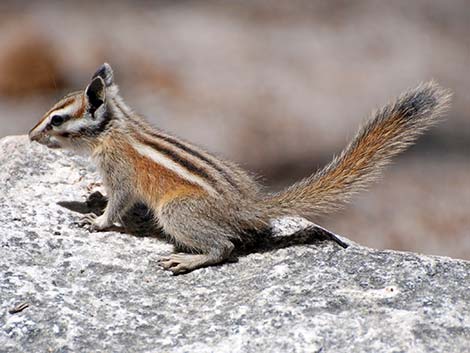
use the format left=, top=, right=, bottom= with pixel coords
left=0, top=0, right=468, bottom=259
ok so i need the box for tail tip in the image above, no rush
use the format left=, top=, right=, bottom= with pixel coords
left=402, top=81, right=452, bottom=119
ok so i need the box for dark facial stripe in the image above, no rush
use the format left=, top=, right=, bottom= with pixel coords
left=32, top=95, right=80, bottom=133
left=52, top=97, right=76, bottom=112
left=135, top=134, right=222, bottom=193
left=63, top=109, right=112, bottom=139
left=45, top=97, right=77, bottom=117
left=112, top=99, right=240, bottom=192
left=79, top=109, right=112, bottom=137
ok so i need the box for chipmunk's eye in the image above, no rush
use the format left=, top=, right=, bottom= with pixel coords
left=51, top=115, right=65, bottom=127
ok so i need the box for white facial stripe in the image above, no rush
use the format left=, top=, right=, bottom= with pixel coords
left=65, top=118, right=92, bottom=133
left=33, top=99, right=82, bottom=133
left=33, top=114, right=53, bottom=133
left=132, top=141, right=216, bottom=194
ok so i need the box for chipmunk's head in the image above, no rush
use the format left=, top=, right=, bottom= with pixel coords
left=29, top=63, right=117, bottom=152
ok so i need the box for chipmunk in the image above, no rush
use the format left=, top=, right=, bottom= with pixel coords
left=29, top=63, right=450, bottom=274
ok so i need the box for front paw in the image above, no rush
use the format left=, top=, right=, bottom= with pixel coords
left=78, top=213, right=112, bottom=232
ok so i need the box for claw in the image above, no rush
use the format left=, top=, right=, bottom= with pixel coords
left=77, top=213, right=111, bottom=232
left=77, top=213, right=98, bottom=231
left=157, top=253, right=211, bottom=275
left=79, top=213, right=97, bottom=226
left=169, top=264, right=189, bottom=274
left=157, top=256, right=171, bottom=263
left=158, top=258, right=178, bottom=270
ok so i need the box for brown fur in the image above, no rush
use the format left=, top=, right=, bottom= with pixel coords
left=73, top=95, right=86, bottom=119
left=263, top=82, right=451, bottom=218
left=29, top=63, right=451, bottom=274
left=125, top=141, right=205, bottom=209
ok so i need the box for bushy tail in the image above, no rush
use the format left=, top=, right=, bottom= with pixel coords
left=263, top=81, right=451, bottom=218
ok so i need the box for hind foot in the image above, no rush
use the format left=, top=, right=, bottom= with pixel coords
left=158, top=253, right=225, bottom=275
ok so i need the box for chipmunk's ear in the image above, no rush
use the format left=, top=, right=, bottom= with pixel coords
left=92, top=63, right=114, bottom=87
left=85, top=76, right=106, bottom=112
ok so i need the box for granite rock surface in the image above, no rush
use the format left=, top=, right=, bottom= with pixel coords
left=1, top=135, right=469, bottom=353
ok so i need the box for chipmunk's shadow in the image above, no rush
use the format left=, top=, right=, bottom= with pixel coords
left=234, top=225, right=348, bottom=258
left=58, top=191, right=349, bottom=254
left=57, top=191, right=165, bottom=239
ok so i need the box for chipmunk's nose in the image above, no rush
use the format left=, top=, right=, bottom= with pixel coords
left=29, top=129, right=42, bottom=142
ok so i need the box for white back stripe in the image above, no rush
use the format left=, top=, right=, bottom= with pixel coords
left=132, top=141, right=216, bottom=194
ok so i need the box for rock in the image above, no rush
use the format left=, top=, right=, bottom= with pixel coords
left=0, top=135, right=469, bottom=353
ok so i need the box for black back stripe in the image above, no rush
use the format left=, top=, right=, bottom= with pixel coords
left=112, top=98, right=240, bottom=192
left=148, top=132, right=241, bottom=191
left=135, top=134, right=222, bottom=192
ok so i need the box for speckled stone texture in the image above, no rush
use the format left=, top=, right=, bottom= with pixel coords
left=1, top=135, right=470, bottom=353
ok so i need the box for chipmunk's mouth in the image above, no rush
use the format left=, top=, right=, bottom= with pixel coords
left=44, top=138, right=62, bottom=149
left=29, top=132, right=62, bottom=149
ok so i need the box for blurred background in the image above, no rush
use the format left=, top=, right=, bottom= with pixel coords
left=0, top=0, right=468, bottom=259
